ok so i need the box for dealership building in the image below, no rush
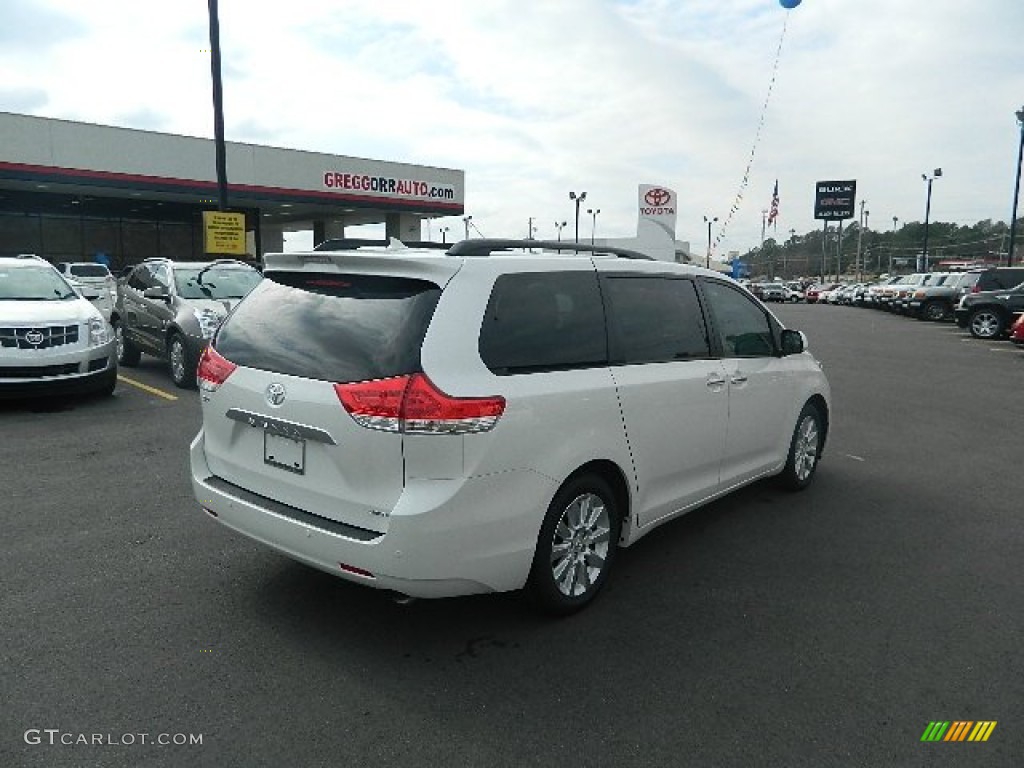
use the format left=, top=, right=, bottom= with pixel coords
left=0, top=112, right=465, bottom=269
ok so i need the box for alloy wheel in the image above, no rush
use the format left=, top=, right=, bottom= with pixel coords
left=550, top=493, right=611, bottom=598
left=794, top=415, right=820, bottom=482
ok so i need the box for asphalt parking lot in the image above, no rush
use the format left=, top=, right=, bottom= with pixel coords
left=2, top=305, right=1022, bottom=768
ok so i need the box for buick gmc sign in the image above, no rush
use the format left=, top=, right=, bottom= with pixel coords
left=814, top=180, right=856, bottom=220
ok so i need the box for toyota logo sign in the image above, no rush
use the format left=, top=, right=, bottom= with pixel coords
left=644, top=188, right=672, bottom=207
left=25, top=329, right=44, bottom=346
left=266, top=382, right=287, bottom=407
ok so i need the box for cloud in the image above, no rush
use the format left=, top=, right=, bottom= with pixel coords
left=4, top=0, right=1023, bottom=254
left=0, top=0, right=85, bottom=50
left=0, top=87, right=49, bottom=113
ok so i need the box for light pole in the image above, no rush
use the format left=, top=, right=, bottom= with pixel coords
left=462, top=215, right=473, bottom=240
left=703, top=215, right=718, bottom=269
left=1007, top=107, right=1024, bottom=266
left=921, top=168, right=942, bottom=271
left=207, top=0, right=229, bottom=213
left=786, top=227, right=796, bottom=279
left=440, top=225, right=450, bottom=243
left=863, top=209, right=870, bottom=275
left=761, top=209, right=770, bottom=277
left=855, top=200, right=867, bottom=280
left=889, top=216, right=899, bottom=274
left=587, top=208, right=600, bottom=246
left=569, top=191, right=587, bottom=250
left=554, top=221, right=567, bottom=243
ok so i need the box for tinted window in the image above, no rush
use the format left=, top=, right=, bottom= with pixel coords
left=127, top=265, right=154, bottom=291
left=215, top=272, right=440, bottom=383
left=603, top=276, right=710, bottom=364
left=69, top=264, right=110, bottom=278
left=978, top=268, right=1024, bottom=291
left=479, top=271, right=606, bottom=374
left=701, top=280, right=775, bottom=357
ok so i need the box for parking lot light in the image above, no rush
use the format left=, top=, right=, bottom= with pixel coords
left=921, top=169, right=942, bottom=271
left=1007, top=108, right=1024, bottom=267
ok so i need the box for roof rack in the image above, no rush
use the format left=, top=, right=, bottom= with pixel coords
left=446, top=239, right=654, bottom=260
left=314, top=238, right=450, bottom=252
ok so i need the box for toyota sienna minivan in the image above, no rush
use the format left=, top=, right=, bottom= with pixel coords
left=191, top=239, right=831, bottom=613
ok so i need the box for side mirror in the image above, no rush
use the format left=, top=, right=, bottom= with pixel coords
left=780, top=329, right=806, bottom=356
left=143, top=286, right=170, bottom=301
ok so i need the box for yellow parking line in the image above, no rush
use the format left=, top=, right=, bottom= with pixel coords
left=117, top=374, right=179, bottom=401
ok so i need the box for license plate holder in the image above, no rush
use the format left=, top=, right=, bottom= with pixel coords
left=264, top=431, right=305, bottom=474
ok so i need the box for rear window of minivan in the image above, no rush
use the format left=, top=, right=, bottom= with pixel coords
left=214, top=272, right=440, bottom=383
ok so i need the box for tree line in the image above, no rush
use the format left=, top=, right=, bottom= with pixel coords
left=738, top=217, right=1020, bottom=279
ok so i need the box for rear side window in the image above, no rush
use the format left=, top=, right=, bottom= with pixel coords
left=602, top=276, right=710, bottom=364
left=479, top=271, right=606, bottom=375
left=978, top=268, right=1024, bottom=291
left=215, top=272, right=440, bottom=383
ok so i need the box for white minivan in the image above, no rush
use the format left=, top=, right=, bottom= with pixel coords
left=191, top=239, right=831, bottom=613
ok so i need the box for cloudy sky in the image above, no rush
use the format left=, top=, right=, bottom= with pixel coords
left=2, top=0, right=1022, bottom=257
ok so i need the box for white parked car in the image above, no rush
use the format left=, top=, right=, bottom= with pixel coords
left=191, top=239, right=831, bottom=613
left=0, top=255, right=117, bottom=398
left=56, top=262, right=117, bottom=320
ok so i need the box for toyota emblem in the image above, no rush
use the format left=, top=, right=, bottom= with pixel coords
left=25, top=329, right=44, bottom=346
left=266, top=382, right=287, bottom=407
left=644, top=188, right=672, bottom=207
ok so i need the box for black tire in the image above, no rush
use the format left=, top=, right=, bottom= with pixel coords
left=921, top=301, right=947, bottom=322
left=967, top=308, right=1005, bottom=339
left=92, top=369, right=117, bottom=398
left=167, top=333, right=197, bottom=389
left=527, top=474, right=621, bottom=615
left=113, top=319, right=141, bottom=366
left=778, top=403, right=824, bottom=491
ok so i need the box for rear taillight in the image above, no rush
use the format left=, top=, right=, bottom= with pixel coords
left=971, top=284, right=980, bottom=293
left=334, top=373, right=505, bottom=434
left=197, top=345, right=237, bottom=393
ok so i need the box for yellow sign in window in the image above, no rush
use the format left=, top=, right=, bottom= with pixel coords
left=202, top=211, right=246, bottom=255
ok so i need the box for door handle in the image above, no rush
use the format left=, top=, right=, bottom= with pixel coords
left=730, top=374, right=748, bottom=385
left=706, top=373, right=726, bottom=390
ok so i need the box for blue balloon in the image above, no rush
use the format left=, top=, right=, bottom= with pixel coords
left=780, top=0, right=802, bottom=8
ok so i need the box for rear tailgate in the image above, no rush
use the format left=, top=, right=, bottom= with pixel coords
left=198, top=253, right=462, bottom=534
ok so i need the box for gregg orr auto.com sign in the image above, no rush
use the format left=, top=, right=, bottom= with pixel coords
left=323, top=172, right=456, bottom=201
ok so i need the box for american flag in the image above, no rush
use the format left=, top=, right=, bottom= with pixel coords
left=767, top=180, right=779, bottom=227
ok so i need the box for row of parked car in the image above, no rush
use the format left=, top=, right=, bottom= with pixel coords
left=799, top=266, right=1024, bottom=346
left=0, top=254, right=264, bottom=398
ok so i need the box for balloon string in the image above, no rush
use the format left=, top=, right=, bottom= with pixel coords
left=713, top=13, right=788, bottom=256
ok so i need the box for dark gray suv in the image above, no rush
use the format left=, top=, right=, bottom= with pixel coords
left=111, top=259, right=262, bottom=387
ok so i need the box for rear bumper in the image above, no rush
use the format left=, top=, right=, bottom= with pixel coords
left=190, top=430, right=554, bottom=598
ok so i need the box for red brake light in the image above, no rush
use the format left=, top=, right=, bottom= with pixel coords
left=333, top=376, right=408, bottom=431
left=334, top=373, right=505, bottom=434
left=197, top=345, right=237, bottom=393
left=970, top=284, right=980, bottom=293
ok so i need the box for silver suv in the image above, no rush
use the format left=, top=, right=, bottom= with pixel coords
left=190, top=240, right=831, bottom=613
left=112, top=258, right=262, bottom=388
left=0, top=255, right=116, bottom=399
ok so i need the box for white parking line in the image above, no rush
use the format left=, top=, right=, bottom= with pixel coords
left=842, top=453, right=866, bottom=462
